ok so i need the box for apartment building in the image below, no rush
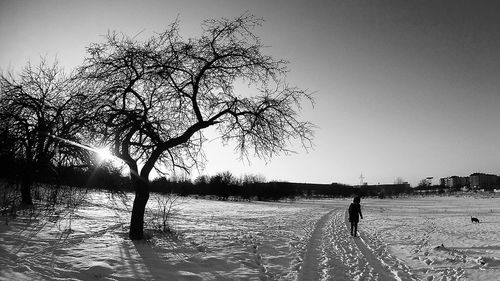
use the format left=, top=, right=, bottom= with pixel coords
left=439, top=176, right=469, bottom=188
left=469, top=173, right=499, bottom=189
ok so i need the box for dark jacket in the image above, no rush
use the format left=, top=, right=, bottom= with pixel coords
left=348, top=202, right=363, bottom=223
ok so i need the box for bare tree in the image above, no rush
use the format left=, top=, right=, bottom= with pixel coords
left=80, top=14, right=315, bottom=240
left=418, top=178, right=430, bottom=187
left=0, top=59, right=98, bottom=204
left=394, top=177, right=406, bottom=184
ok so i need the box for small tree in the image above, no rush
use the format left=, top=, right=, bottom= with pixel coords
left=209, top=171, right=236, bottom=200
left=394, top=177, right=406, bottom=185
left=80, top=14, right=314, bottom=240
left=417, top=178, right=429, bottom=188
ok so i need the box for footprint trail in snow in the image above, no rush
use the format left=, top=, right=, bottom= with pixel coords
left=298, top=208, right=412, bottom=281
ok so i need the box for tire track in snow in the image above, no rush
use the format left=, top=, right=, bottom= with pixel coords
left=298, top=209, right=338, bottom=281
left=299, top=208, right=406, bottom=281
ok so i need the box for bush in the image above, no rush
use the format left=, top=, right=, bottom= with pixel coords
left=145, top=193, right=182, bottom=233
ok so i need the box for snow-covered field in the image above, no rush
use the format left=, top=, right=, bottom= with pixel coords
left=1, top=192, right=499, bottom=280
left=361, top=196, right=500, bottom=281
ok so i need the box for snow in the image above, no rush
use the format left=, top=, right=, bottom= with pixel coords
left=360, top=196, right=500, bottom=281
left=1, top=192, right=499, bottom=280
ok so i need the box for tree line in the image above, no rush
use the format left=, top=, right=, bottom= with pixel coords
left=0, top=156, right=412, bottom=203
left=150, top=173, right=359, bottom=201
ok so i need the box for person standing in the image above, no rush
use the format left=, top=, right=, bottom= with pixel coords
left=348, top=196, right=363, bottom=237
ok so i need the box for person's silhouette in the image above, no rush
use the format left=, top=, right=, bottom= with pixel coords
left=348, top=196, right=363, bottom=237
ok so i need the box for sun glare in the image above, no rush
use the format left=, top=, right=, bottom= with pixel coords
left=95, top=147, right=114, bottom=162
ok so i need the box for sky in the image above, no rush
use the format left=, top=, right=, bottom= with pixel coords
left=1, top=0, right=500, bottom=186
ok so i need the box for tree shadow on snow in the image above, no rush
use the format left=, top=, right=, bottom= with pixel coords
left=132, top=235, right=249, bottom=281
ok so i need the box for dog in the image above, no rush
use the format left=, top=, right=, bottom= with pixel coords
left=471, top=216, right=480, bottom=223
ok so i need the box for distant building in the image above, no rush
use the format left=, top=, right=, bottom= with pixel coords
left=439, top=176, right=469, bottom=188
left=449, top=176, right=469, bottom=188
left=469, top=173, right=499, bottom=189
left=362, top=183, right=411, bottom=196
left=439, top=177, right=446, bottom=186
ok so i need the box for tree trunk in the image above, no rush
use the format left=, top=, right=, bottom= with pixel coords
left=21, top=181, right=33, bottom=205
left=129, top=175, right=150, bottom=240
left=20, top=172, right=33, bottom=205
